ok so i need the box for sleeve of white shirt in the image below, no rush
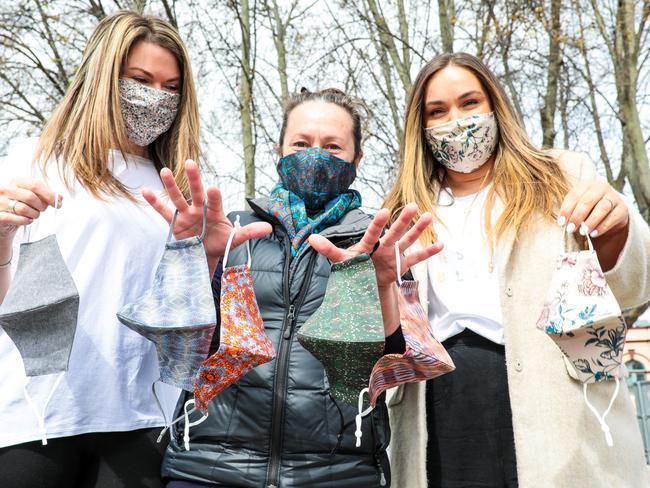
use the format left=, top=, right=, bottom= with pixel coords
left=0, top=137, right=42, bottom=268
left=0, top=137, right=40, bottom=184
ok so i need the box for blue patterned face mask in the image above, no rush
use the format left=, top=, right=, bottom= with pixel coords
left=117, top=204, right=217, bottom=425
left=276, top=147, right=357, bottom=209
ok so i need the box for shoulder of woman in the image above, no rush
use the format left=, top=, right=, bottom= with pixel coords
left=545, top=148, right=598, bottom=183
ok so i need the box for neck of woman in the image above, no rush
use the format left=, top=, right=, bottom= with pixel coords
left=124, top=141, right=148, bottom=159
left=444, top=156, right=495, bottom=197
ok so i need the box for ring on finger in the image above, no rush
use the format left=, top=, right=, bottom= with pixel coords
left=603, top=196, right=615, bottom=212
left=7, top=199, right=17, bottom=215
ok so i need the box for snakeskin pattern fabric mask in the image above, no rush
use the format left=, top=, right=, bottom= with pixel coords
left=119, top=78, right=180, bottom=147
left=298, top=253, right=385, bottom=405
left=194, top=217, right=275, bottom=414
left=117, top=204, right=216, bottom=393
left=366, top=244, right=455, bottom=405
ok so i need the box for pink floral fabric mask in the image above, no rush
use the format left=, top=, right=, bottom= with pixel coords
left=536, top=224, right=626, bottom=447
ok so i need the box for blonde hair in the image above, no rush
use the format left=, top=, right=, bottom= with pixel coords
left=383, top=52, right=569, bottom=245
left=35, top=10, right=200, bottom=199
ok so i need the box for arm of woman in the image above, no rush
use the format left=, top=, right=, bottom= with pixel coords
left=0, top=179, right=60, bottom=303
left=558, top=151, right=650, bottom=308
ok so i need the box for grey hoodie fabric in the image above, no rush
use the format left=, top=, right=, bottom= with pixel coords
left=161, top=198, right=391, bottom=488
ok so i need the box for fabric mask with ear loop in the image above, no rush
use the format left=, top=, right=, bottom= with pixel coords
left=297, top=253, right=385, bottom=406
left=117, top=203, right=217, bottom=427
left=424, top=112, right=499, bottom=174
left=536, top=223, right=627, bottom=447
left=193, top=216, right=275, bottom=414
left=354, top=243, right=456, bottom=447
left=0, top=194, right=79, bottom=445
left=158, top=217, right=275, bottom=451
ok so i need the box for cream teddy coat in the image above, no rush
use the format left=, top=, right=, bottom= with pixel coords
left=388, top=151, right=650, bottom=488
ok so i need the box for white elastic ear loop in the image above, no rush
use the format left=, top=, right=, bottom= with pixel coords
left=183, top=398, right=207, bottom=451
left=561, top=223, right=595, bottom=254
left=583, top=377, right=620, bottom=447
left=394, top=242, right=403, bottom=286
left=151, top=380, right=169, bottom=429
left=354, top=388, right=374, bottom=447
left=222, top=215, right=241, bottom=269
left=52, top=191, right=59, bottom=229
left=155, top=398, right=204, bottom=443
left=580, top=222, right=595, bottom=251
left=23, top=373, right=65, bottom=445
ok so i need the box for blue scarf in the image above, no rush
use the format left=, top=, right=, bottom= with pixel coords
left=267, top=183, right=362, bottom=257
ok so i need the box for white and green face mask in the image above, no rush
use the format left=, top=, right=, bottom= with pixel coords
left=424, top=112, right=499, bottom=174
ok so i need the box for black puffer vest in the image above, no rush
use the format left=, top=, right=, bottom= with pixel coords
left=161, top=198, right=391, bottom=488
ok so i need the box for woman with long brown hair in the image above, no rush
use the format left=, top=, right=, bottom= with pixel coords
left=384, top=52, right=650, bottom=487
left=0, top=11, right=267, bottom=487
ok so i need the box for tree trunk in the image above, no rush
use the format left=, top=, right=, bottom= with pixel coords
left=438, top=0, right=455, bottom=52
left=540, top=0, right=562, bottom=148
left=238, top=0, right=256, bottom=200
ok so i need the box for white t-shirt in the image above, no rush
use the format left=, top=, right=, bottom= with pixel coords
left=0, top=138, right=180, bottom=448
left=427, top=186, right=504, bottom=345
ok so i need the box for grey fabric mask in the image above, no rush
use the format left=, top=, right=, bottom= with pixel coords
left=0, top=201, right=79, bottom=444
left=117, top=204, right=217, bottom=401
left=119, top=78, right=180, bottom=147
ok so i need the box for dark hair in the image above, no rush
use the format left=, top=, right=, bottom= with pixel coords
left=278, top=87, right=363, bottom=160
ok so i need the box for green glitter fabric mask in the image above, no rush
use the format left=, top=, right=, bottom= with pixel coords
left=297, top=253, right=385, bottom=405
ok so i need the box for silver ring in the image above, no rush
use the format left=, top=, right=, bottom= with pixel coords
left=7, top=199, right=17, bottom=215
left=603, top=196, right=615, bottom=212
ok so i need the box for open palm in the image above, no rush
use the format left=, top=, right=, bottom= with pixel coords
left=143, top=160, right=271, bottom=273
left=308, top=203, right=443, bottom=288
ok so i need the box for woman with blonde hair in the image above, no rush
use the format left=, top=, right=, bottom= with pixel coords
left=0, top=11, right=267, bottom=487
left=384, top=52, right=650, bottom=487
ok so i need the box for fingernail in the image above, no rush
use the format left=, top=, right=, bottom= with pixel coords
left=557, top=215, right=566, bottom=226
left=590, top=229, right=599, bottom=238
left=566, top=222, right=576, bottom=233
left=579, top=225, right=587, bottom=236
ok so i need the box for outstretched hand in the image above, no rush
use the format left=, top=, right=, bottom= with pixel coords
left=143, top=159, right=272, bottom=274
left=308, top=202, right=443, bottom=289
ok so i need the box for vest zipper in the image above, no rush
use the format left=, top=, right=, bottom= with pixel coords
left=282, top=305, right=295, bottom=339
left=266, top=248, right=318, bottom=488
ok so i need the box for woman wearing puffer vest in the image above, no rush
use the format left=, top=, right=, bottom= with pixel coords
left=144, top=88, right=443, bottom=488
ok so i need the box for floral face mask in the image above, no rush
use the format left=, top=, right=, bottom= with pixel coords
left=119, top=78, right=180, bottom=147
left=297, top=253, right=385, bottom=405
left=424, top=112, right=499, bottom=173
left=193, top=217, right=275, bottom=414
left=536, top=224, right=626, bottom=447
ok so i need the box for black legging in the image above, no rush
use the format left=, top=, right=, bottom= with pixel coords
left=0, top=428, right=166, bottom=488
left=426, top=329, right=518, bottom=488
